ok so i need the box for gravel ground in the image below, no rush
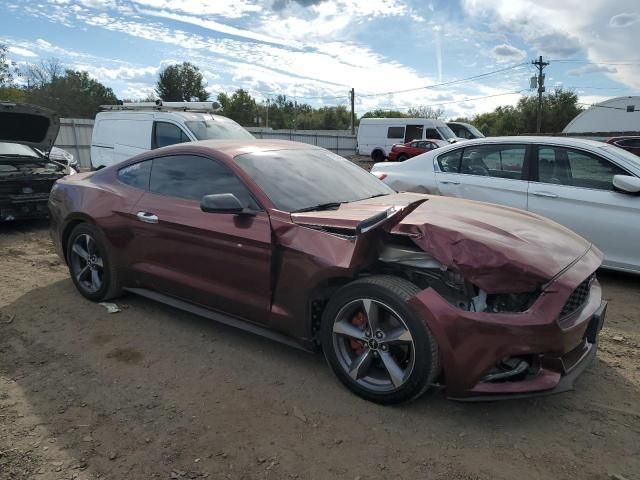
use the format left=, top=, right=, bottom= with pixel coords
left=1, top=221, right=639, bottom=480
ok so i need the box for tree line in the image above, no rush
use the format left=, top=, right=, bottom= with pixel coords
left=0, top=44, right=583, bottom=134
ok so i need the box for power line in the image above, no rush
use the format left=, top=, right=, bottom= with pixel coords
left=358, top=62, right=528, bottom=98
left=371, top=90, right=526, bottom=110
left=551, top=60, right=640, bottom=66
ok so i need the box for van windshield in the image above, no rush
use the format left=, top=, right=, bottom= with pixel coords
left=436, top=125, right=456, bottom=140
left=185, top=120, right=254, bottom=140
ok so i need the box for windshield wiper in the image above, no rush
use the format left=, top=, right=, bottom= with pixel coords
left=292, top=202, right=342, bottom=213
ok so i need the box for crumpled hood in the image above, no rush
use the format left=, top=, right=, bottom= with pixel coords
left=292, top=193, right=598, bottom=293
left=0, top=102, right=60, bottom=152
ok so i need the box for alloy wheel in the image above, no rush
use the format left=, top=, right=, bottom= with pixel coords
left=69, top=233, right=104, bottom=293
left=331, top=298, right=416, bottom=393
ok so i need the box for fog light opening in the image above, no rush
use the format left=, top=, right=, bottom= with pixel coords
left=481, top=357, right=530, bottom=383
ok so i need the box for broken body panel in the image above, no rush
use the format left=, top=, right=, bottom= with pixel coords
left=49, top=140, right=605, bottom=400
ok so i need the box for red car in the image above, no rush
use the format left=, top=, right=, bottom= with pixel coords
left=387, top=139, right=447, bottom=161
left=48, top=139, right=606, bottom=404
left=606, top=136, right=640, bottom=156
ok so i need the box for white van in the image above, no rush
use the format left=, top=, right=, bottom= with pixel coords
left=90, top=102, right=253, bottom=169
left=357, top=118, right=459, bottom=161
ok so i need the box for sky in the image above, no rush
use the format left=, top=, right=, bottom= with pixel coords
left=1, top=0, right=639, bottom=118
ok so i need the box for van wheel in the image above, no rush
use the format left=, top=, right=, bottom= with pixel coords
left=371, top=150, right=384, bottom=162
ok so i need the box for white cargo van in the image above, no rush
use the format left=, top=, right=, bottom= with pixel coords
left=357, top=118, right=459, bottom=161
left=90, top=102, right=253, bottom=169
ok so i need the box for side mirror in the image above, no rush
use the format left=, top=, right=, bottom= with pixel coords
left=613, top=175, right=640, bottom=194
left=201, top=193, right=256, bottom=215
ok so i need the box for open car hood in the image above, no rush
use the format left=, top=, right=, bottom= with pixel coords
left=0, top=103, right=60, bottom=153
left=291, top=193, right=597, bottom=293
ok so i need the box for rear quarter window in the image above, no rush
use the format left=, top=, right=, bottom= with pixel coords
left=117, top=160, right=151, bottom=190
left=387, top=127, right=405, bottom=139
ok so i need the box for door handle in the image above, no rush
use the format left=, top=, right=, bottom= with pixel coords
left=531, top=191, right=558, bottom=198
left=136, top=211, right=159, bottom=224
left=440, top=180, right=460, bottom=185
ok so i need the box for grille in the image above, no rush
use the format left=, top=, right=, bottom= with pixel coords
left=560, top=274, right=594, bottom=318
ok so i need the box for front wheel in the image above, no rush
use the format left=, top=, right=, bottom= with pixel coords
left=321, top=275, right=439, bottom=404
left=66, top=223, right=121, bottom=301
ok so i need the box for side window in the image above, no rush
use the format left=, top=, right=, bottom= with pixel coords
left=436, top=149, right=462, bottom=173
left=460, top=145, right=526, bottom=179
left=387, top=127, right=404, bottom=139
left=537, top=147, right=626, bottom=190
left=117, top=160, right=151, bottom=190
left=425, top=128, right=441, bottom=140
left=153, top=122, right=190, bottom=149
left=149, top=155, right=259, bottom=208
left=618, top=139, right=640, bottom=148
left=566, top=149, right=626, bottom=190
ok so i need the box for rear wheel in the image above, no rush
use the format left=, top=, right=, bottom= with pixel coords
left=66, top=223, right=121, bottom=301
left=397, top=153, right=408, bottom=162
left=321, top=275, right=439, bottom=404
left=371, top=150, right=385, bottom=162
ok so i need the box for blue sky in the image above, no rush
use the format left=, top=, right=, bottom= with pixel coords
left=1, top=0, right=639, bottom=118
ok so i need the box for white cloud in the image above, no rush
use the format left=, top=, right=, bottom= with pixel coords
left=609, top=12, right=640, bottom=28
left=461, top=0, right=640, bottom=89
left=567, top=64, right=617, bottom=76
left=8, top=46, right=38, bottom=57
left=490, top=43, right=526, bottom=61
left=131, top=0, right=261, bottom=18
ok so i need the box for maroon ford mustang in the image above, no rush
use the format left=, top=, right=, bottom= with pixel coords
left=49, top=139, right=607, bottom=404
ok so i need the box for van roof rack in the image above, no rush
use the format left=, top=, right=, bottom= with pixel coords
left=100, top=100, right=222, bottom=113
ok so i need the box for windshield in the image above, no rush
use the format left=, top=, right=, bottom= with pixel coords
left=601, top=144, right=640, bottom=170
left=436, top=125, right=457, bottom=140
left=0, top=142, right=40, bottom=158
left=466, top=124, right=485, bottom=138
left=186, top=120, right=254, bottom=140
left=234, top=148, right=394, bottom=212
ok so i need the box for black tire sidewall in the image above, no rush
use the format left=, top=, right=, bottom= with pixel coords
left=397, top=154, right=408, bottom=162
left=66, top=223, right=115, bottom=302
left=321, top=279, right=436, bottom=405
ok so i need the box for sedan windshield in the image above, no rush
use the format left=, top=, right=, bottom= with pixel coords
left=0, top=142, right=40, bottom=158
left=600, top=144, right=640, bottom=169
left=234, top=149, right=394, bottom=212
left=185, top=120, right=254, bottom=140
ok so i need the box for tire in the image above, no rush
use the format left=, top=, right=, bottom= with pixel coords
left=371, top=150, right=384, bottom=162
left=66, top=223, right=121, bottom=302
left=397, top=153, right=408, bottom=162
left=321, top=275, right=439, bottom=405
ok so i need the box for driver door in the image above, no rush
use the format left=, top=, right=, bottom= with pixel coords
left=128, top=154, right=272, bottom=324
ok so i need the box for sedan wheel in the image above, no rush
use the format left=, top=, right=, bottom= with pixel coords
left=332, top=299, right=415, bottom=392
left=70, top=234, right=104, bottom=294
left=321, top=275, right=439, bottom=404
left=66, top=223, right=121, bottom=301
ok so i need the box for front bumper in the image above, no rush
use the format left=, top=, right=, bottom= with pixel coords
left=1, top=193, right=51, bottom=221
left=408, top=246, right=605, bottom=400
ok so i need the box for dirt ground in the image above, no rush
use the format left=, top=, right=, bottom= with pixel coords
left=1, top=221, right=639, bottom=480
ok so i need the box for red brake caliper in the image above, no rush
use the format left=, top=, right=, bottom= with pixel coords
left=350, top=310, right=367, bottom=355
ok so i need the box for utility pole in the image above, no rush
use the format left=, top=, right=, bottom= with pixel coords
left=350, top=87, right=355, bottom=135
left=532, top=55, right=549, bottom=133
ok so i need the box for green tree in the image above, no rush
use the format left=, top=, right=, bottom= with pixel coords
left=156, top=62, right=208, bottom=102
left=25, top=68, right=118, bottom=118
left=407, top=106, right=445, bottom=119
left=361, top=109, right=408, bottom=119
left=217, top=89, right=257, bottom=126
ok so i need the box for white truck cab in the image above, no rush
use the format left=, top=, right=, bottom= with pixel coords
left=90, top=102, right=253, bottom=169
left=357, top=118, right=460, bottom=162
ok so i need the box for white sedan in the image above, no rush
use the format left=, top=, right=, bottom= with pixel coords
left=371, top=136, right=640, bottom=274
